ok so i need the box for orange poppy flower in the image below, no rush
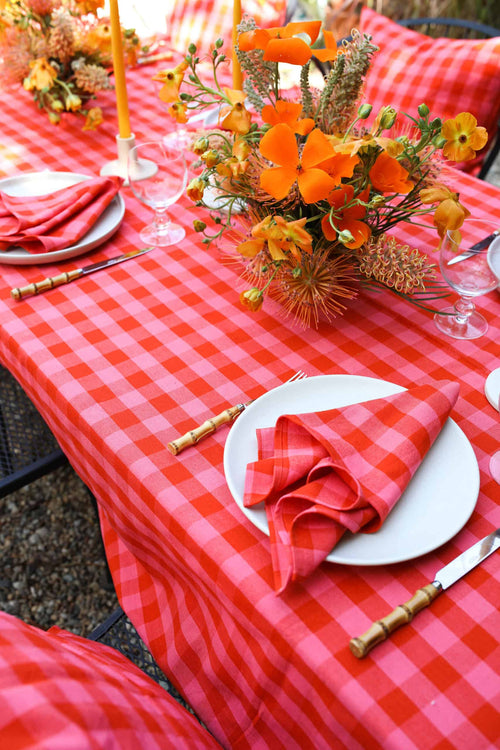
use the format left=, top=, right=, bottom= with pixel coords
left=321, top=185, right=371, bottom=249
left=237, top=215, right=313, bottom=261
left=238, top=20, right=322, bottom=66
left=152, top=61, right=188, bottom=104
left=441, top=112, right=488, bottom=162
left=219, top=89, right=252, bottom=134
left=261, top=100, right=314, bottom=135
left=313, top=30, right=339, bottom=63
left=259, top=124, right=337, bottom=204
left=317, top=152, right=360, bottom=187
left=369, top=152, right=413, bottom=194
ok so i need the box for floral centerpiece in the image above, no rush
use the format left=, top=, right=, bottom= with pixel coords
left=0, top=0, right=140, bottom=129
left=155, top=18, right=488, bottom=327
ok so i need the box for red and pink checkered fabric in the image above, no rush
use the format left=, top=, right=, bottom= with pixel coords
left=0, top=175, right=121, bottom=253
left=244, top=382, right=459, bottom=591
left=166, top=0, right=288, bottom=55
left=0, top=63, right=498, bottom=750
left=359, top=7, right=500, bottom=174
left=0, top=611, right=219, bottom=750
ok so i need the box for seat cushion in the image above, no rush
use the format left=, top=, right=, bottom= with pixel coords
left=359, top=7, right=500, bottom=174
left=0, top=611, right=220, bottom=749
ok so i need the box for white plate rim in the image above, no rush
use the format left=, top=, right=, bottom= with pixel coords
left=0, top=171, right=125, bottom=265
left=224, top=374, right=480, bottom=566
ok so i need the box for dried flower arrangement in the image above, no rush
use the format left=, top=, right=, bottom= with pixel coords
left=155, top=17, right=488, bottom=327
left=0, top=0, right=140, bottom=129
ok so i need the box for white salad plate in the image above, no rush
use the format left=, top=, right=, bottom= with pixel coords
left=0, top=171, right=125, bottom=265
left=224, top=375, right=480, bottom=566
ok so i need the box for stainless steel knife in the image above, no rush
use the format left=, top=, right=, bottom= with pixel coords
left=11, top=247, right=153, bottom=300
left=448, top=229, right=500, bottom=265
left=350, top=528, right=500, bottom=658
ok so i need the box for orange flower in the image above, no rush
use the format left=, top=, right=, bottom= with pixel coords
left=321, top=185, right=371, bottom=249
left=219, top=89, right=252, bottom=134
left=238, top=20, right=321, bottom=66
left=317, top=152, right=360, bottom=187
left=259, top=124, right=337, bottom=204
left=168, top=101, right=188, bottom=123
left=152, top=61, right=188, bottom=104
left=441, top=112, right=488, bottom=162
left=82, top=107, right=103, bottom=131
left=420, top=183, right=471, bottom=241
left=237, top=215, right=313, bottom=261
left=261, top=100, right=314, bottom=135
left=240, top=288, right=264, bottom=312
left=23, top=58, right=57, bottom=90
left=313, top=30, right=339, bottom=64
left=369, top=152, right=413, bottom=194
left=217, top=137, right=251, bottom=178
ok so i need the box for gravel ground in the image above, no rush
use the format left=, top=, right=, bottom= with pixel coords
left=1, top=464, right=119, bottom=636
left=1, top=156, right=499, bottom=641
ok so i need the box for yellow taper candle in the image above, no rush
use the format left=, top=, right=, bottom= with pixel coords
left=109, top=0, right=131, bottom=138
left=232, top=0, right=243, bottom=90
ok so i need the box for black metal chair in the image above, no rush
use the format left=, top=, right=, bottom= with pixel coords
left=0, top=365, right=67, bottom=498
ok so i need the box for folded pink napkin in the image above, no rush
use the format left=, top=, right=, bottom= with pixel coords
left=0, top=175, right=122, bottom=253
left=243, top=381, right=459, bottom=592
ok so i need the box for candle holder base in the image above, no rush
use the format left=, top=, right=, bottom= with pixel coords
left=100, top=134, right=157, bottom=185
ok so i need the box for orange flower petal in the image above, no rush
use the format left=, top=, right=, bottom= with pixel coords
left=260, top=166, right=297, bottom=201
left=338, top=218, right=371, bottom=248
left=263, top=37, right=313, bottom=65
left=259, top=123, right=298, bottom=169
left=301, top=128, right=335, bottom=168
left=282, top=20, right=322, bottom=45
left=297, top=169, right=337, bottom=204
left=313, top=30, right=338, bottom=63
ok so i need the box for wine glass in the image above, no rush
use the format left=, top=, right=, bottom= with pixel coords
left=128, top=140, right=187, bottom=247
left=434, top=218, right=499, bottom=339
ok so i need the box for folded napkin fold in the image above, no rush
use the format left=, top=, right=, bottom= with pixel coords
left=243, top=381, right=460, bottom=592
left=0, top=174, right=122, bottom=254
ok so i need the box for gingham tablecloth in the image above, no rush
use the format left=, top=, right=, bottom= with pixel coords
left=0, top=63, right=499, bottom=750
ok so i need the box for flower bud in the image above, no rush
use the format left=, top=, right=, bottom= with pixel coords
left=338, top=229, right=355, bottom=245
left=240, top=288, right=263, bottom=312
left=48, top=111, right=61, bottom=125
left=417, top=103, right=430, bottom=117
left=357, top=103, right=373, bottom=119
left=188, top=44, right=197, bottom=54
left=186, top=177, right=206, bottom=202
left=192, top=136, right=209, bottom=155
left=377, top=106, right=397, bottom=130
left=65, top=92, right=82, bottom=112
left=193, top=220, right=207, bottom=232
left=201, top=149, right=219, bottom=167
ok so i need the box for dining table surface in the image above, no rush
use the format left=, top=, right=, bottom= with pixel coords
left=0, top=57, right=499, bottom=750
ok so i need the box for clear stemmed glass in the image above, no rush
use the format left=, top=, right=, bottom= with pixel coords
left=434, top=218, right=499, bottom=339
left=128, top=140, right=187, bottom=247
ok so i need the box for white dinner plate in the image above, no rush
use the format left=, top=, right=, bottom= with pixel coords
left=224, top=375, right=480, bottom=566
left=0, top=171, right=125, bottom=265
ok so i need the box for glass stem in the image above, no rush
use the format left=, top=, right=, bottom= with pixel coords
left=454, top=295, right=475, bottom=326
left=153, top=209, right=171, bottom=234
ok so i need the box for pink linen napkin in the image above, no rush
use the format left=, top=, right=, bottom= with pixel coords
left=243, top=381, right=460, bottom=592
left=0, top=175, right=122, bottom=253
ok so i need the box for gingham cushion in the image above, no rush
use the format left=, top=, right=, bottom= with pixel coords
left=243, top=381, right=459, bottom=592
left=0, top=611, right=219, bottom=750
left=166, top=0, right=288, bottom=55
left=359, top=7, right=500, bottom=174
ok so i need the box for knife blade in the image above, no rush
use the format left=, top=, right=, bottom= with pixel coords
left=10, top=247, right=153, bottom=300
left=350, top=528, right=500, bottom=658
left=447, top=229, right=500, bottom=265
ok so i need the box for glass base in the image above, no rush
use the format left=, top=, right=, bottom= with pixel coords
left=434, top=307, right=488, bottom=339
left=139, top=222, right=185, bottom=247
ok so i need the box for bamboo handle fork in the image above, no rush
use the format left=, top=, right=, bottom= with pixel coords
left=168, top=370, right=307, bottom=455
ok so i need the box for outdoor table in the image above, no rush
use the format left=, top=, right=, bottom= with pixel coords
left=0, top=63, right=499, bottom=749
